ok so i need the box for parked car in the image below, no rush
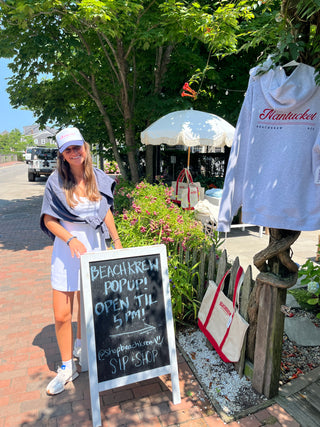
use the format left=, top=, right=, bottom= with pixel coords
left=28, top=147, right=58, bottom=181
left=25, top=147, right=36, bottom=164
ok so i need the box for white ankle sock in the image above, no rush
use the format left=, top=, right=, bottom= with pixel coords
left=62, top=359, right=73, bottom=370
left=75, top=338, right=81, bottom=348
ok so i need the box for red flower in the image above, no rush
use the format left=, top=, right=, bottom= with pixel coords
left=181, top=92, right=195, bottom=98
left=183, top=82, right=193, bottom=92
left=181, top=82, right=197, bottom=100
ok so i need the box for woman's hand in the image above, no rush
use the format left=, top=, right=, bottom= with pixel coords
left=68, top=237, right=87, bottom=258
left=113, top=239, right=123, bottom=250
left=104, top=209, right=123, bottom=249
left=43, top=214, right=88, bottom=258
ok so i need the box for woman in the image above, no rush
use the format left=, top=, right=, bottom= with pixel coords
left=40, top=126, right=122, bottom=395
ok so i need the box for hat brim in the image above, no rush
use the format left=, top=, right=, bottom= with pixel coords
left=59, top=140, right=84, bottom=153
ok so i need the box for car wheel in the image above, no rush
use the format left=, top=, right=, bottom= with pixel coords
left=28, top=171, right=35, bottom=182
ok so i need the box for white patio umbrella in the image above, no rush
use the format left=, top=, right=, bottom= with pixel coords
left=141, top=109, right=235, bottom=168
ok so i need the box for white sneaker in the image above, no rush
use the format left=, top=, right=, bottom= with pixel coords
left=46, top=361, right=79, bottom=395
left=73, top=341, right=81, bottom=359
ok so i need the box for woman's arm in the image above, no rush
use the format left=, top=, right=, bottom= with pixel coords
left=43, top=214, right=87, bottom=258
left=104, top=209, right=123, bottom=249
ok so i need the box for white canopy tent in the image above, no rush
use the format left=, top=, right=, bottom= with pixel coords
left=141, top=109, right=235, bottom=169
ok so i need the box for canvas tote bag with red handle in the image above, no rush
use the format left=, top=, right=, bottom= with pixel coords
left=198, top=267, right=249, bottom=363
left=171, top=168, right=193, bottom=204
left=171, top=168, right=203, bottom=209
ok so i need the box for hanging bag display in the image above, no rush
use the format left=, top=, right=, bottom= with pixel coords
left=171, top=168, right=193, bottom=203
left=171, top=168, right=203, bottom=209
left=198, top=267, right=249, bottom=363
left=180, top=184, right=201, bottom=210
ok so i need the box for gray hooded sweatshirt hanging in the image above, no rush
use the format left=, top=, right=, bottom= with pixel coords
left=218, top=63, right=320, bottom=232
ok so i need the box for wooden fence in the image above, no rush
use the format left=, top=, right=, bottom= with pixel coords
left=0, top=154, right=18, bottom=163
left=178, top=243, right=256, bottom=378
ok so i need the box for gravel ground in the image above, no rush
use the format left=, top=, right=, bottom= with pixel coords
left=177, top=328, right=268, bottom=417
left=178, top=309, right=320, bottom=417
left=280, top=308, right=320, bottom=386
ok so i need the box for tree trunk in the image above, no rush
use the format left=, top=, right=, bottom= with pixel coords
left=117, top=40, right=140, bottom=182
left=144, top=45, right=175, bottom=180
left=145, top=145, right=154, bottom=183
left=125, top=126, right=140, bottom=182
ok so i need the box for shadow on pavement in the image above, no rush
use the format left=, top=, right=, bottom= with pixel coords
left=0, top=195, right=52, bottom=251
left=32, top=322, right=79, bottom=373
left=32, top=324, right=59, bottom=373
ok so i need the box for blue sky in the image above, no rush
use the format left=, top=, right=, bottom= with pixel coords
left=0, top=58, right=38, bottom=133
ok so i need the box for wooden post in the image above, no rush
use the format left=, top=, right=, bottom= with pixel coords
left=252, top=280, right=287, bottom=397
left=216, top=249, right=228, bottom=285
left=252, top=229, right=300, bottom=398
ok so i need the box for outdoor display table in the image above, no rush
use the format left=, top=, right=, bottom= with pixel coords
left=204, top=191, right=264, bottom=238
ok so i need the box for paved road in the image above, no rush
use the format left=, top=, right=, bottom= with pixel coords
left=0, top=163, right=51, bottom=251
left=0, top=162, right=46, bottom=203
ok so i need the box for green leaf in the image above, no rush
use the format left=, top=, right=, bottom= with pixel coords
left=307, top=297, right=319, bottom=306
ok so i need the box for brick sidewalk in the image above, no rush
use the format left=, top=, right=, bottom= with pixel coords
left=0, top=161, right=22, bottom=168
left=0, top=189, right=300, bottom=426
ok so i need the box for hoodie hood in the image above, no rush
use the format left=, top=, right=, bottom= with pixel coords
left=258, top=64, right=318, bottom=111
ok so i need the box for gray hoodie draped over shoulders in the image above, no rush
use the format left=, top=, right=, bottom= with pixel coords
left=40, top=168, right=115, bottom=241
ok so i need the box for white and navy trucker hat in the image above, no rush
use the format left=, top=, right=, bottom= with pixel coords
left=56, top=127, right=84, bottom=153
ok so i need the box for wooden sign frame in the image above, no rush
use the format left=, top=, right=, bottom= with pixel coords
left=80, top=244, right=181, bottom=427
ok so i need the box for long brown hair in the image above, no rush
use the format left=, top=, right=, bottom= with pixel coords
left=57, top=142, right=101, bottom=208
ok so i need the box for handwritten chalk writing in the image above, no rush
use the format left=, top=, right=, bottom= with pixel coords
left=109, top=324, right=156, bottom=338
left=90, top=263, right=127, bottom=282
left=90, top=258, right=159, bottom=283
left=97, top=335, right=164, bottom=360
left=125, top=308, right=145, bottom=322
left=104, top=277, right=148, bottom=295
left=133, top=350, right=159, bottom=367
left=110, top=356, right=129, bottom=374
left=109, top=350, right=160, bottom=374
left=95, top=297, right=129, bottom=316
left=113, top=312, right=123, bottom=328
left=134, top=293, right=157, bottom=307
left=94, top=292, right=156, bottom=319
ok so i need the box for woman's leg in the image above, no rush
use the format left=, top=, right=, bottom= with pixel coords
left=47, top=289, right=79, bottom=395
left=52, top=289, right=75, bottom=362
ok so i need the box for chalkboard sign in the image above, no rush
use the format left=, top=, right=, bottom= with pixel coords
left=80, top=245, right=180, bottom=427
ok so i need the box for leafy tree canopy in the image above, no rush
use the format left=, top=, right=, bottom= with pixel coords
left=238, top=0, right=320, bottom=73
left=0, top=129, right=33, bottom=154
left=0, top=0, right=256, bottom=181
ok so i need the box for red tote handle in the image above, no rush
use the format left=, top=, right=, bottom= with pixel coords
left=174, top=169, right=185, bottom=197
left=176, top=169, right=186, bottom=183
left=174, top=169, right=194, bottom=203
left=177, top=168, right=193, bottom=184
left=184, top=168, right=193, bottom=183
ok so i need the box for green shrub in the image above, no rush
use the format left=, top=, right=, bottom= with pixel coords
left=114, top=180, right=210, bottom=250
left=290, top=259, right=320, bottom=318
